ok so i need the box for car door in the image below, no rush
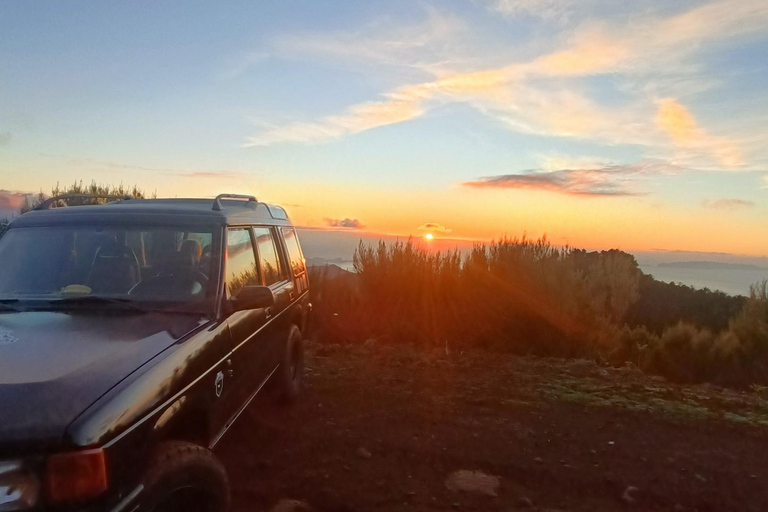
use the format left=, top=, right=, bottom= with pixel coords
left=252, top=226, right=293, bottom=372
left=222, top=227, right=272, bottom=413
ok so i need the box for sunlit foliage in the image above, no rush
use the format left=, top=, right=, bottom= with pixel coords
left=20, top=180, right=153, bottom=213
left=313, top=238, right=768, bottom=388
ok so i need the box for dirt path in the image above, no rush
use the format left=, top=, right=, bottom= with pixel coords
left=216, top=342, right=768, bottom=512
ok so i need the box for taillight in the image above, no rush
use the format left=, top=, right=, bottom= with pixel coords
left=45, top=449, right=108, bottom=505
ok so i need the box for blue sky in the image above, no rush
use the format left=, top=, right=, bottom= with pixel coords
left=1, top=0, right=767, bottom=254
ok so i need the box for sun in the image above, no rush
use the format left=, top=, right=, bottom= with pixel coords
left=424, top=233, right=434, bottom=241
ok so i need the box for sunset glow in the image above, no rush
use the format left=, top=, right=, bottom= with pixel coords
left=1, top=1, right=767, bottom=255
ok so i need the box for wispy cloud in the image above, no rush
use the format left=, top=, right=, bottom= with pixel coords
left=324, top=217, right=364, bottom=229
left=701, top=198, right=754, bottom=211
left=270, top=8, right=465, bottom=73
left=246, top=0, right=768, bottom=172
left=656, top=98, right=743, bottom=168
left=482, top=0, right=577, bottom=20
left=245, top=84, right=430, bottom=146
left=417, top=222, right=452, bottom=232
left=463, top=161, right=677, bottom=197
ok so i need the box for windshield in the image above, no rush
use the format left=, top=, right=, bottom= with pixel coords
left=0, top=225, right=220, bottom=312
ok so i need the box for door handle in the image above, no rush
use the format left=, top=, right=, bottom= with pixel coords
left=265, top=307, right=272, bottom=320
left=289, top=292, right=295, bottom=301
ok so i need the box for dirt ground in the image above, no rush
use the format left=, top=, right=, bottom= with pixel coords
left=216, top=342, right=768, bottom=512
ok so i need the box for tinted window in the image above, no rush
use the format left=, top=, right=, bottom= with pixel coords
left=253, top=227, right=285, bottom=286
left=282, top=228, right=306, bottom=277
left=226, top=228, right=259, bottom=296
left=0, top=225, right=216, bottom=308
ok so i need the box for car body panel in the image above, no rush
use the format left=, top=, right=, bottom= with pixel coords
left=0, top=311, right=205, bottom=454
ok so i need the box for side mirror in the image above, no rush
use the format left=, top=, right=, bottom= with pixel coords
left=231, top=285, right=275, bottom=311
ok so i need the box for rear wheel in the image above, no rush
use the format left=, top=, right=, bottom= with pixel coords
left=276, top=325, right=304, bottom=403
left=141, top=441, right=229, bottom=512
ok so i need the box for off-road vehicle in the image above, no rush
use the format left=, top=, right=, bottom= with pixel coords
left=0, top=194, right=311, bottom=512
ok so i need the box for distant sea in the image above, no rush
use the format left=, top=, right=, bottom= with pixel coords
left=638, top=265, right=768, bottom=297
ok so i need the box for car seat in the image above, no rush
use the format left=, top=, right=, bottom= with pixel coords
left=88, top=240, right=141, bottom=294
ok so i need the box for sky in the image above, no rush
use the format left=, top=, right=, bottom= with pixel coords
left=1, top=0, right=768, bottom=256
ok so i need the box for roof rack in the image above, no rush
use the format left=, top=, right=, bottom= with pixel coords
left=212, top=194, right=258, bottom=211
left=35, top=194, right=133, bottom=211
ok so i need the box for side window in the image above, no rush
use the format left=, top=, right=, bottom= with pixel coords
left=252, top=227, right=285, bottom=286
left=281, top=228, right=306, bottom=277
left=226, top=228, right=259, bottom=296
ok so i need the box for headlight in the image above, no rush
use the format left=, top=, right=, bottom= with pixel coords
left=0, top=461, right=40, bottom=511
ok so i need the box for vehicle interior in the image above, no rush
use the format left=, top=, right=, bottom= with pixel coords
left=0, top=226, right=216, bottom=301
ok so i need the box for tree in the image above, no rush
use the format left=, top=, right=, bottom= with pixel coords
left=21, top=180, right=154, bottom=213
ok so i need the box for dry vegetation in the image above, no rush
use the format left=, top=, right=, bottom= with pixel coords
left=310, top=237, right=768, bottom=388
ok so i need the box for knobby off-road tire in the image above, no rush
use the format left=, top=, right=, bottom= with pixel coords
left=141, top=441, right=230, bottom=512
left=277, top=325, right=304, bottom=404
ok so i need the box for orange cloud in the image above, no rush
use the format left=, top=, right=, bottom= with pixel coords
left=463, top=162, right=678, bottom=197
left=530, top=34, right=629, bottom=76
left=324, top=217, right=364, bottom=229
left=417, top=222, right=451, bottom=233
left=244, top=84, right=428, bottom=146
left=656, top=98, right=743, bottom=168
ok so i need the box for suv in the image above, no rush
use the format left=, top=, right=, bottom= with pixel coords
left=0, top=194, right=311, bottom=512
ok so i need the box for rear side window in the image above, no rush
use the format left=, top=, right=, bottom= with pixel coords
left=252, top=227, right=285, bottom=286
left=281, top=228, right=306, bottom=277
left=226, top=228, right=259, bottom=296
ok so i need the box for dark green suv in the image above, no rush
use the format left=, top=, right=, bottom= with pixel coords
left=0, top=194, right=311, bottom=512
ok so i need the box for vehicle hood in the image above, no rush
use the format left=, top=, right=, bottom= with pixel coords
left=0, top=311, right=205, bottom=451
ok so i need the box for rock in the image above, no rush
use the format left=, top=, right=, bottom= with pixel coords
left=622, top=486, right=639, bottom=506
left=516, top=496, right=534, bottom=508
left=445, top=470, right=500, bottom=497
left=534, top=457, right=544, bottom=464
left=270, top=499, right=314, bottom=512
left=356, top=446, right=372, bottom=459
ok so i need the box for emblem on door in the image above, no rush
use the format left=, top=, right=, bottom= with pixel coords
left=215, top=371, right=224, bottom=397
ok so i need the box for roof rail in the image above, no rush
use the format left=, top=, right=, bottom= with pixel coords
left=212, top=194, right=258, bottom=211
left=35, top=194, right=133, bottom=211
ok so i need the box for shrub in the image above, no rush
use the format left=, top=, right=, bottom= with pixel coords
left=314, top=237, right=642, bottom=358
left=311, top=239, right=768, bottom=388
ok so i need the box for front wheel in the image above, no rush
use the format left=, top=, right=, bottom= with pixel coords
left=276, top=325, right=304, bottom=404
left=140, top=441, right=229, bottom=512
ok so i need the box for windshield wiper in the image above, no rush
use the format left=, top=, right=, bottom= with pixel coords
left=53, top=296, right=151, bottom=313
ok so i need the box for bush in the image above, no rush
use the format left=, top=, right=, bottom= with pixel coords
left=312, top=239, right=768, bottom=388
left=20, top=180, right=153, bottom=213
left=313, top=237, right=642, bottom=358
left=607, top=281, right=768, bottom=387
